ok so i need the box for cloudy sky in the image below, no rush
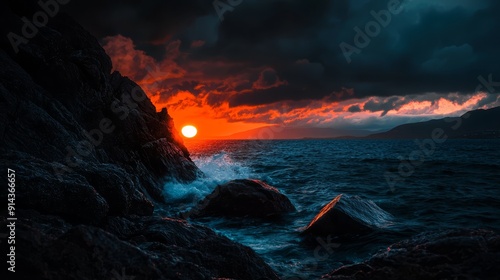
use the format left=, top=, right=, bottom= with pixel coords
left=66, top=0, right=500, bottom=138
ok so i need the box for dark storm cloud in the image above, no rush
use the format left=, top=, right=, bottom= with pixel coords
left=252, top=68, right=287, bottom=90
left=348, top=105, right=362, bottom=113
left=363, top=96, right=407, bottom=116
left=65, top=0, right=500, bottom=108
left=64, top=0, right=213, bottom=57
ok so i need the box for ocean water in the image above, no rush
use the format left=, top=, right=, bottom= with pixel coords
left=162, top=139, right=500, bottom=279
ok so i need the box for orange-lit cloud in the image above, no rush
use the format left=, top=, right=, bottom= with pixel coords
left=102, top=35, right=500, bottom=138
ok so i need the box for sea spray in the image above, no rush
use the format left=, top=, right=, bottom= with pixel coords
left=163, top=152, right=254, bottom=205
left=164, top=139, right=500, bottom=279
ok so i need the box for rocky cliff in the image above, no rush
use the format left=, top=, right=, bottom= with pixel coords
left=0, top=1, right=278, bottom=279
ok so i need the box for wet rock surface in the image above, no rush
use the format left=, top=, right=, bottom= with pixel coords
left=324, top=229, right=500, bottom=280
left=189, top=179, right=296, bottom=219
left=9, top=210, right=279, bottom=280
left=303, top=194, right=393, bottom=236
left=0, top=1, right=279, bottom=279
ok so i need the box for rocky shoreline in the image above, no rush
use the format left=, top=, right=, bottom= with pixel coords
left=324, top=229, right=500, bottom=280
left=1, top=1, right=499, bottom=279
left=0, top=2, right=278, bottom=278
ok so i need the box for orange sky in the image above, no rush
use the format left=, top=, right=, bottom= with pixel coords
left=102, top=35, right=497, bottom=139
left=148, top=89, right=272, bottom=138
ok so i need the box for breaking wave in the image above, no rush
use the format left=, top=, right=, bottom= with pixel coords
left=163, top=152, right=253, bottom=203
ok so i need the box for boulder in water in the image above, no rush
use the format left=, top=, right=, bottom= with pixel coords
left=303, top=194, right=392, bottom=236
left=0, top=2, right=278, bottom=278
left=188, top=179, right=296, bottom=219
left=324, top=229, right=500, bottom=279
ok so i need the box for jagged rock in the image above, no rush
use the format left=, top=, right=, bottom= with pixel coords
left=188, top=179, right=296, bottom=219
left=11, top=210, right=279, bottom=280
left=323, top=229, right=500, bottom=279
left=0, top=1, right=198, bottom=215
left=302, top=194, right=393, bottom=236
left=0, top=1, right=279, bottom=279
left=2, top=151, right=110, bottom=224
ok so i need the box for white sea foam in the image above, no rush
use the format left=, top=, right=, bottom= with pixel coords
left=163, top=152, right=253, bottom=203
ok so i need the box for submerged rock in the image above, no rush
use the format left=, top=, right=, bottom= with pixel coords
left=188, top=179, right=296, bottom=219
left=324, top=229, right=500, bottom=279
left=303, top=194, right=392, bottom=236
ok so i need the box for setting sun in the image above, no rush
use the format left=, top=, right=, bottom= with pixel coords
left=181, top=125, right=198, bottom=138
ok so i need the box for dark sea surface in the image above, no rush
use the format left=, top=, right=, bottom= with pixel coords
left=161, top=139, right=500, bottom=279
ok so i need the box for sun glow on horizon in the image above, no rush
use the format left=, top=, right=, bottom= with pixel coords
left=181, top=125, right=198, bottom=138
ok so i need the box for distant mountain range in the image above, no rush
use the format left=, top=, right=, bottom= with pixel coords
left=222, top=106, right=500, bottom=139
left=366, top=106, right=500, bottom=139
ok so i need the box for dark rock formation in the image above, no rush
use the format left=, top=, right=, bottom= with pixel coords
left=324, top=229, right=500, bottom=280
left=187, top=179, right=296, bottom=219
left=0, top=1, right=279, bottom=279
left=7, top=210, right=279, bottom=280
left=0, top=5, right=199, bottom=214
left=302, top=194, right=392, bottom=236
